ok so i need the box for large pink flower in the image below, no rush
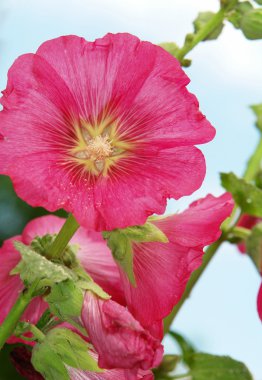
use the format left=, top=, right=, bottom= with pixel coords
left=116, top=193, right=234, bottom=329
left=0, top=215, right=124, bottom=343
left=0, top=33, right=215, bottom=231
left=81, top=291, right=163, bottom=373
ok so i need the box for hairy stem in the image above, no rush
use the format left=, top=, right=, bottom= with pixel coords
left=47, top=213, right=80, bottom=259
left=0, top=285, right=36, bottom=350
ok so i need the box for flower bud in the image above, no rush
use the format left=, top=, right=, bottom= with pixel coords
left=240, top=9, right=262, bottom=39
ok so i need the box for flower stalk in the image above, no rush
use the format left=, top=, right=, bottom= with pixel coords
left=0, top=284, right=37, bottom=350
left=47, top=213, right=80, bottom=259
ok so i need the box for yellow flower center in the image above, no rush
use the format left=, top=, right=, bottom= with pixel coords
left=70, top=119, right=131, bottom=176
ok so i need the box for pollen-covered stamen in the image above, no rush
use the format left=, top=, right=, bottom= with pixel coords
left=86, top=135, right=113, bottom=161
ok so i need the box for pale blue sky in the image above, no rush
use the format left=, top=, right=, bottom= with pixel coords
left=0, top=0, right=262, bottom=378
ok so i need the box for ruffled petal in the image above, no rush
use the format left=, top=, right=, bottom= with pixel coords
left=81, top=292, right=163, bottom=371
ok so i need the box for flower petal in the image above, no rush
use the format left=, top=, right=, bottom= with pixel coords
left=118, top=193, right=234, bottom=327
left=81, top=292, right=163, bottom=371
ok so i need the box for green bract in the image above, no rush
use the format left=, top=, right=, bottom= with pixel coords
left=31, top=328, right=102, bottom=380
left=11, top=242, right=74, bottom=289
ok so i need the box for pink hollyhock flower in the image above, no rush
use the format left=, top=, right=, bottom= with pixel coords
left=0, top=215, right=124, bottom=343
left=81, top=291, right=163, bottom=372
left=236, top=214, right=262, bottom=321
left=0, top=33, right=215, bottom=231
left=116, top=193, right=234, bottom=329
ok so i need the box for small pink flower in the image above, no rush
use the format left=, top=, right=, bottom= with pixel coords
left=116, top=193, right=234, bottom=329
left=81, top=291, right=163, bottom=372
left=0, top=33, right=215, bottom=231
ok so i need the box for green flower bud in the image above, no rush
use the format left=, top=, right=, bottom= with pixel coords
left=241, top=9, right=262, bottom=39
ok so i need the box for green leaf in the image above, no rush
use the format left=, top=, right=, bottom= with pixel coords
left=45, top=280, right=84, bottom=321
left=159, top=42, right=180, bottom=57
left=188, top=353, right=253, bottom=380
left=12, top=242, right=73, bottom=289
left=221, top=172, right=262, bottom=217
left=246, top=222, right=262, bottom=272
left=32, top=328, right=102, bottom=379
left=240, top=9, right=262, bottom=40
left=254, top=0, right=262, bottom=4
left=250, top=103, right=262, bottom=131
left=193, top=12, right=224, bottom=40
left=169, top=331, right=195, bottom=365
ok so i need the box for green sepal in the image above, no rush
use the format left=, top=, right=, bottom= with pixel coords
left=45, top=280, right=84, bottom=321
left=250, top=103, right=262, bottom=132
left=31, top=328, right=101, bottom=380
left=11, top=242, right=74, bottom=289
left=105, top=231, right=136, bottom=286
left=240, top=8, right=262, bottom=40
left=124, top=222, right=168, bottom=243
left=246, top=222, right=262, bottom=273
left=221, top=172, right=262, bottom=217
left=74, top=267, right=110, bottom=299
left=13, top=321, right=31, bottom=337
left=193, top=12, right=224, bottom=40
left=103, top=222, right=168, bottom=286
left=154, top=354, right=180, bottom=375
left=159, top=42, right=180, bottom=57
left=187, top=353, right=253, bottom=380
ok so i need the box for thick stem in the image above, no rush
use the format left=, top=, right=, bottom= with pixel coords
left=47, top=213, right=80, bottom=259
left=164, top=239, right=223, bottom=333
left=0, top=285, right=36, bottom=350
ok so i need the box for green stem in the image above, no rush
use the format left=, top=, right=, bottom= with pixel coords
left=176, top=8, right=226, bottom=62
left=244, top=137, right=262, bottom=182
left=0, top=285, right=36, bottom=350
left=47, top=213, right=80, bottom=259
left=164, top=238, right=223, bottom=333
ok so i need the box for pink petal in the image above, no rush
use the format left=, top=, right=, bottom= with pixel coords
left=257, top=283, right=262, bottom=321
left=118, top=193, right=234, bottom=327
left=81, top=292, right=163, bottom=371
